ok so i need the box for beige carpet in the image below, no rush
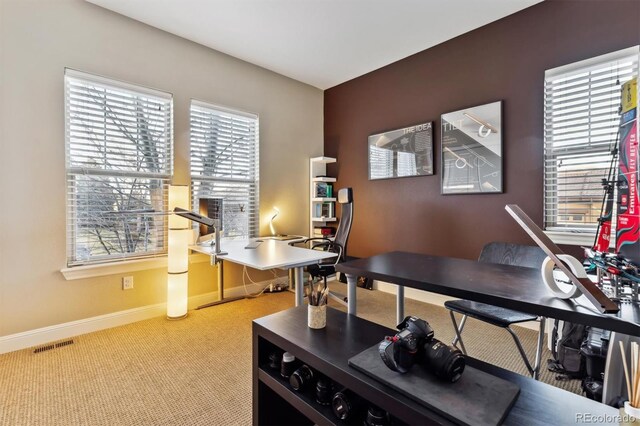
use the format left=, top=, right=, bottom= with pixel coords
left=0, top=283, right=582, bottom=425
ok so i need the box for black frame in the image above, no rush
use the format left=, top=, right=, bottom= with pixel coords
left=440, top=101, right=504, bottom=195
left=368, top=121, right=434, bottom=180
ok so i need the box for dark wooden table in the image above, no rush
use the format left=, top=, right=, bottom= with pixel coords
left=336, top=251, right=640, bottom=336
left=253, top=306, right=620, bottom=425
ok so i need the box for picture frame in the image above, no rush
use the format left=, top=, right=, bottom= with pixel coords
left=368, top=121, right=434, bottom=180
left=441, top=101, right=503, bottom=194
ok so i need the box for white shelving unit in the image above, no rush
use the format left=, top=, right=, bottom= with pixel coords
left=309, top=156, right=337, bottom=237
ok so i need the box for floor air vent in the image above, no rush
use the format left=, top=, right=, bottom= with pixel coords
left=33, top=339, right=75, bottom=354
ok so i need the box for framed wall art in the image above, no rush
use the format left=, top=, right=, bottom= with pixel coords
left=441, top=101, right=502, bottom=194
left=368, top=121, right=433, bottom=180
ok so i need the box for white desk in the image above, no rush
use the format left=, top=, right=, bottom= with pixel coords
left=190, top=238, right=337, bottom=307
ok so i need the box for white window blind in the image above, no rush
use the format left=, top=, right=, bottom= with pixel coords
left=397, top=151, right=417, bottom=177
left=65, top=69, right=173, bottom=266
left=544, top=47, right=639, bottom=234
left=190, top=101, right=259, bottom=238
left=368, top=146, right=417, bottom=179
left=369, top=145, right=393, bottom=179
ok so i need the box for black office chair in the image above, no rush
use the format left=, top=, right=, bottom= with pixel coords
left=445, top=242, right=548, bottom=379
left=300, top=188, right=353, bottom=305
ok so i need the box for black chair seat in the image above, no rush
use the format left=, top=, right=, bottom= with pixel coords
left=444, top=300, right=537, bottom=328
left=445, top=242, right=548, bottom=379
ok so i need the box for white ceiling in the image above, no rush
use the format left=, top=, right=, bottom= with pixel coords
left=87, top=0, right=543, bottom=90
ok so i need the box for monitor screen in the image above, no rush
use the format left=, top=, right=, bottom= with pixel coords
left=198, top=198, right=223, bottom=237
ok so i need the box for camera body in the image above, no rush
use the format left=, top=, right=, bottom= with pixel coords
left=379, top=316, right=433, bottom=373
left=379, top=316, right=465, bottom=382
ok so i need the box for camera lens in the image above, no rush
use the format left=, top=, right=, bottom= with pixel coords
left=331, top=389, right=361, bottom=421
left=365, top=405, right=390, bottom=426
left=289, top=365, right=314, bottom=391
left=280, top=352, right=296, bottom=379
left=423, top=338, right=466, bottom=382
left=315, top=376, right=333, bottom=405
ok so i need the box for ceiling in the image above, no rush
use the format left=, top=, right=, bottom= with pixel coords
left=87, top=0, right=543, bottom=90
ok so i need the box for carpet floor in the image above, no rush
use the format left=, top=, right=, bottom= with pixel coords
left=0, top=283, right=584, bottom=425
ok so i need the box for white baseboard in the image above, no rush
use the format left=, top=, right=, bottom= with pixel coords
left=0, top=279, right=280, bottom=355
left=373, top=281, right=542, bottom=332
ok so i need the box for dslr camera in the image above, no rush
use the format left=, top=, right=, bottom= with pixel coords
left=379, top=316, right=465, bottom=382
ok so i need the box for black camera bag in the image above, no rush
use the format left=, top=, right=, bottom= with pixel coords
left=547, top=319, right=587, bottom=379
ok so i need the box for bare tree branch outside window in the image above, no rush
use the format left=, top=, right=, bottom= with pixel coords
left=190, top=102, right=259, bottom=239
left=65, top=71, right=172, bottom=266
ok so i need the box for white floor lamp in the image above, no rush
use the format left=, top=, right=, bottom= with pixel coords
left=168, top=185, right=190, bottom=320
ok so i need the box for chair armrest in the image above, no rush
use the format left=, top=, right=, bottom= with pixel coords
left=306, top=237, right=333, bottom=244
left=316, top=241, right=344, bottom=266
left=310, top=241, right=332, bottom=250
left=289, top=237, right=330, bottom=247
left=291, top=238, right=343, bottom=266
left=289, top=237, right=331, bottom=249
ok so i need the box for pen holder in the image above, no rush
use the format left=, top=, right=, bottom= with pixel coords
left=308, top=304, right=326, bottom=329
left=625, top=401, right=640, bottom=420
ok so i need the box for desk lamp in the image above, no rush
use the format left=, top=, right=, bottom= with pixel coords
left=173, top=207, right=225, bottom=256
left=269, top=207, right=280, bottom=236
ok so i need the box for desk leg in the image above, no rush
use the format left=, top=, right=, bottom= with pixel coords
left=217, top=260, right=224, bottom=302
left=396, top=285, right=405, bottom=324
left=197, top=259, right=244, bottom=310
left=288, top=269, right=295, bottom=293
left=293, top=267, right=304, bottom=307
left=346, top=273, right=357, bottom=315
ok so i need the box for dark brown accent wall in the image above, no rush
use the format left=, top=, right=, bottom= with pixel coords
left=324, top=0, right=640, bottom=260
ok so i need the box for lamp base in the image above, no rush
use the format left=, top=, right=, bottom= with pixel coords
left=196, top=295, right=246, bottom=310
left=166, top=313, right=188, bottom=320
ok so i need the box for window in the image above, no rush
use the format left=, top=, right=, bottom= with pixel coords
left=544, top=47, right=639, bottom=239
left=190, top=101, right=259, bottom=238
left=65, top=70, right=173, bottom=266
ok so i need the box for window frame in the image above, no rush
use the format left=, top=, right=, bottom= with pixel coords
left=64, top=69, right=174, bottom=267
left=543, top=47, right=640, bottom=245
left=189, top=100, right=260, bottom=239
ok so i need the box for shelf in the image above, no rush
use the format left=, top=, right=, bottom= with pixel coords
left=258, top=368, right=343, bottom=426
left=310, top=156, right=337, bottom=239
left=254, top=306, right=620, bottom=426
left=310, top=156, right=336, bottom=164
left=254, top=308, right=437, bottom=425
left=312, top=177, right=337, bottom=183
left=312, top=217, right=336, bottom=222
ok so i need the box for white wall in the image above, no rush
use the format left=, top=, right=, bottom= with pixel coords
left=0, top=0, right=324, bottom=336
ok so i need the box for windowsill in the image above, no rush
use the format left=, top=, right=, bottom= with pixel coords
left=544, top=230, right=596, bottom=246
left=60, top=253, right=211, bottom=280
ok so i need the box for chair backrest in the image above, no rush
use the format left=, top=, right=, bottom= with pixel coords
left=478, top=242, right=547, bottom=269
left=333, top=188, right=353, bottom=261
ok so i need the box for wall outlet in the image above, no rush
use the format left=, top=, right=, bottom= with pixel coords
left=122, top=276, right=134, bottom=290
